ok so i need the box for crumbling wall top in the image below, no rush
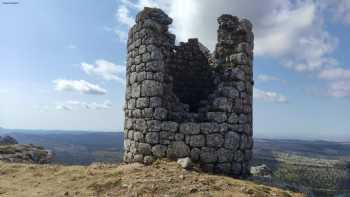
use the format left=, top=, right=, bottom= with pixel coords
left=135, top=7, right=172, bottom=25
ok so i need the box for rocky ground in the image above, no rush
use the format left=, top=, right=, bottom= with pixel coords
left=0, top=144, right=52, bottom=164
left=0, top=160, right=305, bottom=197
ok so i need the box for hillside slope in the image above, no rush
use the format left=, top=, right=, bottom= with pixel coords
left=0, top=144, right=52, bottom=164
left=0, top=160, right=305, bottom=197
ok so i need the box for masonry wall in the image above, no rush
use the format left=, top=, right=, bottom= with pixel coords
left=123, top=7, right=254, bottom=176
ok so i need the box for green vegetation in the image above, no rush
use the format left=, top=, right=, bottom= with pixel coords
left=255, top=151, right=350, bottom=196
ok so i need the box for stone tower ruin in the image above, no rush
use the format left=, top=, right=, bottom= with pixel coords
left=123, top=7, right=254, bottom=176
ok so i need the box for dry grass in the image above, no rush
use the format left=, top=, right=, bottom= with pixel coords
left=0, top=160, right=305, bottom=197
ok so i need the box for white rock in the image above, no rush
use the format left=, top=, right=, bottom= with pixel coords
left=177, top=157, right=193, bottom=169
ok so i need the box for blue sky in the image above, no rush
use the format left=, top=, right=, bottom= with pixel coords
left=0, top=0, right=349, bottom=141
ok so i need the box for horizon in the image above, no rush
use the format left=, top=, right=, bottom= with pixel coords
left=1, top=0, right=350, bottom=140
left=1, top=127, right=350, bottom=143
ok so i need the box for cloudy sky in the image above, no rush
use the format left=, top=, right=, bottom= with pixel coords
left=0, top=0, right=349, bottom=140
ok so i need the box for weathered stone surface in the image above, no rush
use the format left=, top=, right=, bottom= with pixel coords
left=136, top=97, right=149, bottom=108
left=174, top=133, right=184, bottom=141
left=207, top=112, right=227, bottom=123
left=212, top=97, right=232, bottom=112
left=200, top=147, right=217, bottom=163
left=150, top=97, right=162, bottom=108
left=215, top=163, right=231, bottom=174
left=152, top=145, right=167, bottom=158
left=137, top=143, right=152, bottom=155
left=153, top=108, right=167, bottom=120
left=167, top=141, right=190, bottom=158
left=231, top=162, right=242, bottom=175
left=133, top=131, right=144, bottom=142
left=131, top=84, right=141, bottom=98
left=125, top=119, right=134, bottom=129
left=217, top=148, right=233, bottom=162
left=161, top=121, right=178, bottom=132
left=133, top=154, right=144, bottom=163
left=234, top=150, right=244, bottom=162
left=145, top=132, right=159, bottom=144
left=141, top=80, right=163, bottom=96
left=240, top=134, right=253, bottom=149
left=189, top=135, right=205, bottom=147
left=227, top=113, right=238, bottom=124
left=144, top=155, right=155, bottom=165
left=244, top=149, right=253, bottom=161
left=147, top=120, right=161, bottom=131
left=134, top=119, right=147, bottom=132
left=179, top=122, right=200, bottom=135
left=190, top=148, right=201, bottom=162
left=206, top=134, right=224, bottom=147
left=127, top=99, right=136, bottom=110
left=222, top=87, right=239, bottom=98
left=200, top=122, right=219, bottom=134
left=224, top=131, right=240, bottom=150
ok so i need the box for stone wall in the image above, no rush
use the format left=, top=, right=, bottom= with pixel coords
left=123, top=7, right=254, bottom=176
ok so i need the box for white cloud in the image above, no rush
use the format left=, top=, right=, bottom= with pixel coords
left=61, top=100, right=112, bottom=110
left=318, top=67, right=350, bottom=98
left=53, top=79, right=107, bottom=95
left=319, top=67, right=350, bottom=81
left=254, top=88, right=288, bottom=103
left=117, top=0, right=338, bottom=73
left=55, top=104, right=72, bottom=111
left=327, top=80, right=350, bottom=97
left=114, top=29, right=128, bottom=43
left=323, top=0, right=350, bottom=25
left=117, top=0, right=350, bottom=99
left=36, top=100, right=112, bottom=111
left=116, top=5, right=135, bottom=27
left=81, top=59, right=125, bottom=83
left=257, top=74, right=287, bottom=83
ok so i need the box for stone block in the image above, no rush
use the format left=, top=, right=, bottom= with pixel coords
left=152, top=145, right=167, bottom=158
left=179, top=122, right=200, bottom=135
left=161, top=121, right=178, bottom=132
left=141, top=80, right=163, bottom=97
left=207, top=112, right=227, bottom=123
left=167, top=141, right=190, bottom=158
left=145, top=132, right=159, bottom=144
left=206, top=134, right=224, bottom=147
left=200, top=147, right=217, bottom=163
left=189, top=135, right=205, bottom=147
left=136, top=97, right=149, bottom=108
left=224, top=131, right=240, bottom=150
left=137, top=143, right=152, bottom=155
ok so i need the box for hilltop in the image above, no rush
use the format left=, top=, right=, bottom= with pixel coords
left=0, top=144, right=52, bottom=164
left=0, top=160, right=304, bottom=197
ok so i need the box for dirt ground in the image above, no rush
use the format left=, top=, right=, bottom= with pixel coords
left=0, top=160, right=305, bottom=197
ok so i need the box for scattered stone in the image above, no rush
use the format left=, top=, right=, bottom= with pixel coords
left=250, top=164, right=272, bottom=177
left=177, top=157, right=193, bottom=169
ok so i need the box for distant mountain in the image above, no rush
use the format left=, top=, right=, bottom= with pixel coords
left=1, top=129, right=124, bottom=165
left=1, top=128, right=350, bottom=196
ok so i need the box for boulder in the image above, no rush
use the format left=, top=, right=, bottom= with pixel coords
left=250, top=164, right=272, bottom=177
left=177, top=157, right=193, bottom=169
